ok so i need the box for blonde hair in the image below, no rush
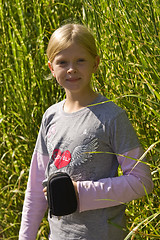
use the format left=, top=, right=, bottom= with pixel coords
left=47, top=23, right=98, bottom=62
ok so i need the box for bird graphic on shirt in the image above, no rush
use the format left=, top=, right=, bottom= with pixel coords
left=70, top=138, right=99, bottom=167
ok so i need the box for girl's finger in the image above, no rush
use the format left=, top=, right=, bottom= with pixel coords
left=43, top=187, right=47, bottom=193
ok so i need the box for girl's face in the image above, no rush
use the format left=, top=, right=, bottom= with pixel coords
left=49, top=42, right=99, bottom=95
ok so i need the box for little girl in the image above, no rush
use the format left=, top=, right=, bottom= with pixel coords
left=19, top=23, right=153, bottom=240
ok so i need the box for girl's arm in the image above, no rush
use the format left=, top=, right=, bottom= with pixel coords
left=77, top=147, right=153, bottom=212
left=19, top=151, right=49, bottom=240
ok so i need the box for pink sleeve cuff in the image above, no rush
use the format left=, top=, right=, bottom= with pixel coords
left=19, top=151, right=49, bottom=240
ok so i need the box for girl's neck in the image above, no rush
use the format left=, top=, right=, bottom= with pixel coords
left=64, top=89, right=98, bottom=113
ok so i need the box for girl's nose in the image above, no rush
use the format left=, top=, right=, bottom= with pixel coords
left=67, top=64, right=77, bottom=74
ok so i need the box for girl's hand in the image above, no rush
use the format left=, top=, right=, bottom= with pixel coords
left=43, top=187, right=47, bottom=199
left=72, top=181, right=79, bottom=202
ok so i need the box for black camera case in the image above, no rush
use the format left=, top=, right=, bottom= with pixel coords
left=47, top=172, right=77, bottom=217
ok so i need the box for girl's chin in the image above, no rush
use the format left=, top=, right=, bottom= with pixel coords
left=65, top=86, right=92, bottom=95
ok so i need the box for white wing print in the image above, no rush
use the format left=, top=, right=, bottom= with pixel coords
left=70, top=138, right=99, bottom=166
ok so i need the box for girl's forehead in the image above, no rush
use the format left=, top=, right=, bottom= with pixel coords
left=55, top=43, right=92, bottom=58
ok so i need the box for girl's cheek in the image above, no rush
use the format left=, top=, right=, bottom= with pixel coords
left=56, top=78, right=63, bottom=86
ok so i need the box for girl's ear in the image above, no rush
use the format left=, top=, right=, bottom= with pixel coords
left=48, top=61, right=55, bottom=77
left=93, top=56, right=100, bottom=73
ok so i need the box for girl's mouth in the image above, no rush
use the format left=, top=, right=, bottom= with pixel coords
left=66, top=78, right=81, bottom=82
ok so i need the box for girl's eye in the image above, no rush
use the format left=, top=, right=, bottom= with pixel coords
left=59, top=61, right=66, bottom=65
left=77, top=58, right=85, bottom=63
left=56, top=60, right=67, bottom=66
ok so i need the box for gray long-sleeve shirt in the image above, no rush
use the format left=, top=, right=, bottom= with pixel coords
left=19, top=94, right=153, bottom=240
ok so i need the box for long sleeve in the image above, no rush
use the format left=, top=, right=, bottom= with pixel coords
left=77, top=147, right=153, bottom=212
left=19, top=151, right=49, bottom=240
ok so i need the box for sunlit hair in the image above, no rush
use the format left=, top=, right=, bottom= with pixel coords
left=47, top=23, right=98, bottom=63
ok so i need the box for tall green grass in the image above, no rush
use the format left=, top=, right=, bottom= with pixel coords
left=0, top=0, right=159, bottom=239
